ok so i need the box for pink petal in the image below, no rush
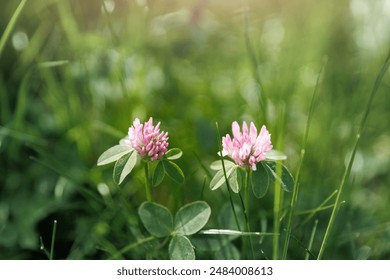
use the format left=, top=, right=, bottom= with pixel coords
left=249, top=122, right=257, bottom=143
left=242, top=121, right=249, bottom=136
left=155, top=121, right=161, bottom=132
left=133, top=118, right=140, bottom=127
left=232, top=121, right=241, bottom=139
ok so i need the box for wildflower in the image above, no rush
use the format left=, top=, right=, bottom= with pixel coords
left=126, top=117, right=169, bottom=161
left=222, top=121, right=272, bottom=171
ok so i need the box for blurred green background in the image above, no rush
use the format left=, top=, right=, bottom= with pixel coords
left=0, top=0, right=389, bottom=259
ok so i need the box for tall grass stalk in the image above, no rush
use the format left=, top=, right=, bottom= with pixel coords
left=272, top=105, right=285, bottom=260
left=39, top=237, right=50, bottom=258
left=50, top=220, right=58, bottom=260
left=39, top=220, right=58, bottom=260
left=305, top=219, right=318, bottom=260
left=272, top=163, right=282, bottom=260
left=242, top=171, right=255, bottom=259
left=299, top=190, right=338, bottom=226
left=317, top=50, right=390, bottom=259
left=296, top=202, right=344, bottom=216
left=0, top=0, right=27, bottom=60
left=56, top=0, right=80, bottom=50
left=100, top=0, right=119, bottom=43
left=242, top=2, right=267, bottom=124
left=281, top=63, right=324, bottom=259
left=272, top=162, right=282, bottom=260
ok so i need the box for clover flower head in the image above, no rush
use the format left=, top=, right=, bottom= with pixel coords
left=222, top=121, right=272, bottom=171
left=126, top=117, right=169, bottom=161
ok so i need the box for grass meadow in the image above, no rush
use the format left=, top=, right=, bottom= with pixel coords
left=0, top=0, right=390, bottom=260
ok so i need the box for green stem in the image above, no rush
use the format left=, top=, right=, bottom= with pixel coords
left=241, top=171, right=255, bottom=259
left=242, top=3, right=267, bottom=124
left=300, top=189, right=338, bottom=226
left=296, top=202, right=344, bottom=216
left=317, top=50, right=390, bottom=259
left=281, top=62, right=324, bottom=260
left=216, top=123, right=242, bottom=232
left=306, top=220, right=318, bottom=260
left=110, top=236, right=155, bottom=260
left=100, top=0, right=119, bottom=43
left=50, top=220, right=57, bottom=260
left=272, top=162, right=282, bottom=260
left=317, top=134, right=359, bottom=259
left=0, top=0, right=28, bottom=60
left=39, top=237, right=50, bottom=259
left=227, top=182, right=241, bottom=232
left=144, top=162, right=152, bottom=202
left=272, top=108, right=285, bottom=260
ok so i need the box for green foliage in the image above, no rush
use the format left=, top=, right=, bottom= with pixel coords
left=97, top=145, right=133, bottom=166
left=209, top=163, right=235, bottom=191
left=227, top=166, right=246, bottom=193
left=262, top=162, right=294, bottom=193
left=0, top=0, right=27, bottom=59
left=113, top=151, right=138, bottom=184
left=138, top=202, right=173, bottom=238
left=165, top=148, right=183, bottom=160
left=174, top=201, right=211, bottom=236
left=97, top=144, right=184, bottom=186
left=169, top=236, right=195, bottom=260
left=251, top=163, right=270, bottom=198
left=138, top=201, right=211, bottom=260
left=210, top=159, right=293, bottom=195
left=162, top=160, right=185, bottom=185
left=1, top=0, right=390, bottom=260
left=152, top=160, right=165, bottom=187
left=150, top=148, right=184, bottom=186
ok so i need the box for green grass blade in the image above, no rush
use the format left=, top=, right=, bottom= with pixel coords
left=296, top=202, right=345, bottom=216
left=38, top=60, right=69, bottom=68
left=39, top=237, right=50, bottom=259
left=317, top=49, right=390, bottom=259
left=305, top=219, right=318, bottom=260
left=0, top=0, right=28, bottom=60
left=272, top=105, right=286, bottom=260
left=109, top=236, right=156, bottom=260
left=0, top=125, right=46, bottom=146
left=200, top=229, right=278, bottom=236
left=299, top=190, right=338, bottom=226
left=50, top=220, right=58, bottom=260
left=282, top=61, right=325, bottom=260
left=242, top=5, right=267, bottom=123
